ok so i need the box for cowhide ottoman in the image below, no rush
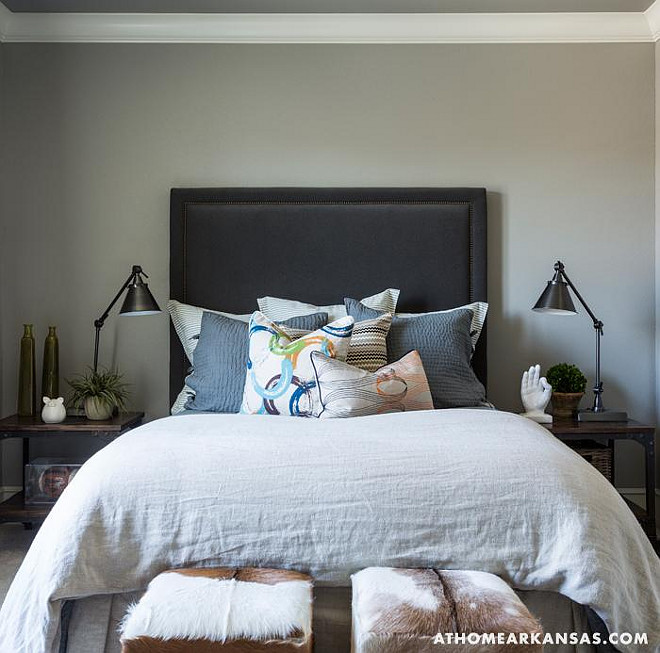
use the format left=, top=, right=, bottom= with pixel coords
left=352, top=567, right=543, bottom=653
left=119, top=567, right=313, bottom=652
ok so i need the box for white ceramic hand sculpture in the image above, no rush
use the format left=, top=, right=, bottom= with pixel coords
left=520, top=364, right=552, bottom=424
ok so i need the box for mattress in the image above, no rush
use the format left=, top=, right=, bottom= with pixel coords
left=1, top=409, right=658, bottom=652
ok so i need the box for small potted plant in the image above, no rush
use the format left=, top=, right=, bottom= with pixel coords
left=546, top=363, right=587, bottom=419
left=67, top=368, right=129, bottom=420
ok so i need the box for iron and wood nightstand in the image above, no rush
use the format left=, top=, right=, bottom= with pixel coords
left=0, top=411, right=144, bottom=527
left=544, top=419, right=656, bottom=544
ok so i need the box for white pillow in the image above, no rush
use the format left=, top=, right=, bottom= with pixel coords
left=397, top=301, right=488, bottom=351
left=258, top=288, right=400, bottom=323
left=240, top=312, right=354, bottom=417
left=168, top=300, right=253, bottom=414
left=170, top=387, right=194, bottom=415
left=168, top=300, right=252, bottom=364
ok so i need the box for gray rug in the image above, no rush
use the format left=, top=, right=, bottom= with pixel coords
left=0, top=524, right=37, bottom=605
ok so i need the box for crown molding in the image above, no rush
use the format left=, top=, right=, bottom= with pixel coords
left=0, top=10, right=655, bottom=44
left=645, top=0, right=660, bottom=41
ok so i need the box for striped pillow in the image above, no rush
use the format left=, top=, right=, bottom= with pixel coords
left=346, top=313, right=393, bottom=372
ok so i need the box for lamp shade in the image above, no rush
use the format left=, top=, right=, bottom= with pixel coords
left=119, top=280, right=161, bottom=316
left=532, top=278, right=576, bottom=315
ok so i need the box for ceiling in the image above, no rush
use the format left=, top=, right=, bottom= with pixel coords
left=0, top=0, right=654, bottom=13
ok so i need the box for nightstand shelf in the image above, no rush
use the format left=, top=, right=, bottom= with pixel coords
left=0, top=491, right=50, bottom=524
left=0, top=411, right=144, bottom=526
left=544, top=419, right=656, bottom=545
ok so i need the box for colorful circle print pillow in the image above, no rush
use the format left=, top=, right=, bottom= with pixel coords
left=240, top=311, right=354, bottom=417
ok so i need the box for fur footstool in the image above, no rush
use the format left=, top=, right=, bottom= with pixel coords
left=120, top=567, right=313, bottom=652
left=352, top=567, right=543, bottom=652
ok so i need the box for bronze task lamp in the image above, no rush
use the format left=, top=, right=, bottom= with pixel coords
left=532, top=260, right=627, bottom=422
left=93, top=265, right=161, bottom=373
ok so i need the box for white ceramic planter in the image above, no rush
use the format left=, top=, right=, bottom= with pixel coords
left=84, top=396, right=113, bottom=421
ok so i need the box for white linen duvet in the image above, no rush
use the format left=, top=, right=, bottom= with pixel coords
left=1, top=409, right=658, bottom=653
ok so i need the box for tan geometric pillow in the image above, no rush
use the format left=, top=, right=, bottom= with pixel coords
left=346, top=313, right=393, bottom=372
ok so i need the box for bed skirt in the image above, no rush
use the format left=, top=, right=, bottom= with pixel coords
left=62, top=587, right=597, bottom=653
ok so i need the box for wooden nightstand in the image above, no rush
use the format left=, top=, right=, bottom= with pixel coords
left=0, top=412, right=144, bottom=527
left=544, top=420, right=656, bottom=544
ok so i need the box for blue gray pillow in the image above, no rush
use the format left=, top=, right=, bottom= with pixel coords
left=344, top=298, right=485, bottom=409
left=185, top=311, right=328, bottom=413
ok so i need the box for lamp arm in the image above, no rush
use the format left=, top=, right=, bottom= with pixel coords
left=92, top=265, right=144, bottom=372
left=555, top=261, right=603, bottom=334
left=555, top=261, right=605, bottom=411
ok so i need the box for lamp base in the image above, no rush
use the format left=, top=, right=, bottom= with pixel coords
left=577, top=408, right=628, bottom=422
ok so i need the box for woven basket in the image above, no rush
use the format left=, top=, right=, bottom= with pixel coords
left=573, top=441, right=613, bottom=483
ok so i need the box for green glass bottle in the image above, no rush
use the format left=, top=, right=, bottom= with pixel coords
left=17, top=324, right=36, bottom=417
left=42, top=326, right=59, bottom=399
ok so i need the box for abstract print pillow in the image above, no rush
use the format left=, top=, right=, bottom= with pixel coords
left=240, top=312, right=354, bottom=417
left=311, top=350, right=434, bottom=418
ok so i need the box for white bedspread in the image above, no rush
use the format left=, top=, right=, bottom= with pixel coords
left=1, top=410, right=658, bottom=653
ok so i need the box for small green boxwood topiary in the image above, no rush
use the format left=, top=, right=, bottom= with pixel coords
left=546, top=363, right=587, bottom=394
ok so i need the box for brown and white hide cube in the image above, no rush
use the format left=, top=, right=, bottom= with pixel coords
left=352, top=567, right=543, bottom=653
left=120, top=567, right=313, bottom=653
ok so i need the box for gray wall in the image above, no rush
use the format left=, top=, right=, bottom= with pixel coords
left=656, top=42, right=660, bottom=481
left=0, top=41, right=11, bottom=487
left=0, top=43, right=655, bottom=487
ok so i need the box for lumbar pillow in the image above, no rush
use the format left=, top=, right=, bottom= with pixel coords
left=345, top=298, right=486, bottom=409
left=311, top=350, right=434, bottom=418
left=257, top=288, right=399, bottom=323
left=240, top=312, right=354, bottom=417
left=185, top=311, right=329, bottom=414
left=345, top=312, right=393, bottom=373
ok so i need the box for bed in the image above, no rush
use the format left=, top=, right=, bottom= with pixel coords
left=0, top=188, right=658, bottom=653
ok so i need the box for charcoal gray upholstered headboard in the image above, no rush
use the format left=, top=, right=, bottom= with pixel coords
left=169, top=188, right=487, bottom=406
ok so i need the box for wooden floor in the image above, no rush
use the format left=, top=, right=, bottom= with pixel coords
left=0, top=523, right=37, bottom=604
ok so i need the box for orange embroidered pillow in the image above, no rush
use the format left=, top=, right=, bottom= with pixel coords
left=311, top=350, right=434, bottom=418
